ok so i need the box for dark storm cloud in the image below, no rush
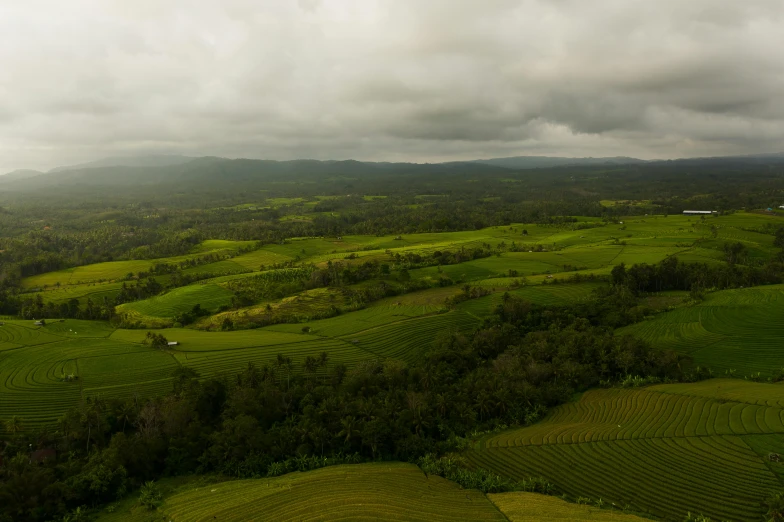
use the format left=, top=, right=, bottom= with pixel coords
left=1, top=0, right=783, bottom=173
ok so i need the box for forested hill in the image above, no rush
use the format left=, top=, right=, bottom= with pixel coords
left=2, top=152, right=784, bottom=197
left=0, top=158, right=512, bottom=192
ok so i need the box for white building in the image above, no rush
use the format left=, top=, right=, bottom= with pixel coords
left=682, top=210, right=716, bottom=215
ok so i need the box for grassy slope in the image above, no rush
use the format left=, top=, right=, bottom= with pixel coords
left=466, top=379, right=784, bottom=521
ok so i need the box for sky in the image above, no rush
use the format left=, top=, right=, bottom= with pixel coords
left=1, top=0, right=784, bottom=173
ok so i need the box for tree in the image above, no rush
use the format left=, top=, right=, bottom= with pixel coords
left=138, top=481, right=162, bottom=510
left=722, top=241, right=746, bottom=265
left=144, top=331, right=169, bottom=350
left=338, top=416, right=359, bottom=444
left=3, top=415, right=23, bottom=437
left=775, top=227, right=784, bottom=249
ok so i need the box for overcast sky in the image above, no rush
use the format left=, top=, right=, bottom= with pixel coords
left=1, top=0, right=783, bottom=173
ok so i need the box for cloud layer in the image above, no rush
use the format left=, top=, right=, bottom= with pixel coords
left=1, top=0, right=783, bottom=171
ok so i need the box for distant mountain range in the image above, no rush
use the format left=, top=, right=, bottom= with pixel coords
left=0, top=155, right=195, bottom=184
left=1, top=152, right=783, bottom=189
left=48, top=155, right=195, bottom=173
left=466, top=155, right=647, bottom=169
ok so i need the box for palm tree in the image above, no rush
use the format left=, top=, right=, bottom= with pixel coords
left=303, top=356, right=318, bottom=384
left=116, top=401, right=136, bottom=433
left=309, top=425, right=329, bottom=457
left=276, top=354, right=293, bottom=389
left=475, top=392, right=494, bottom=421
left=4, top=415, right=23, bottom=437
left=318, top=351, right=329, bottom=378
left=434, top=393, right=449, bottom=418
left=338, top=416, right=358, bottom=444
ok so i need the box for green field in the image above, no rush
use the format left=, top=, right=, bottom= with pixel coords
left=9, top=212, right=784, bottom=430
left=1, top=307, right=481, bottom=426
left=618, top=284, right=784, bottom=375
left=98, top=463, right=507, bottom=521
left=456, top=282, right=604, bottom=317
left=20, top=212, right=779, bottom=309
left=467, top=379, right=784, bottom=521
left=117, top=283, right=235, bottom=320
left=488, top=492, right=649, bottom=521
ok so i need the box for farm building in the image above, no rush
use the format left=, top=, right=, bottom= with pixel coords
left=779, top=205, right=784, bottom=209
left=682, top=210, right=716, bottom=215
left=33, top=320, right=44, bottom=326
left=167, top=341, right=179, bottom=346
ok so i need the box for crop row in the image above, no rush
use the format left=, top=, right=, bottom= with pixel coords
left=119, top=284, right=235, bottom=318
left=268, top=304, right=443, bottom=338
left=176, top=337, right=371, bottom=378
left=488, top=491, right=648, bottom=521
left=651, top=379, right=784, bottom=408
left=457, top=282, right=602, bottom=317
left=618, top=285, right=784, bottom=374
left=342, top=311, right=480, bottom=362
left=0, top=338, right=178, bottom=426
left=486, top=387, right=784, bottom=448
left=469, top=435, right=778, bottom=521
left=164, top=463, right=505, bottom=522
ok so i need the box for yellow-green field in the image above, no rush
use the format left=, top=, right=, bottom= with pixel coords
left=488, top=492, right=650, bottom=521
left=467, top=379, right=784, bottom=521
left=19, top=212, right=780, bottom=307
left=97, top=463, right=507, bottom=522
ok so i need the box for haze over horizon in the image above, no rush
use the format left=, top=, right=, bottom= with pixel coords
left=2, top=0, right=784, bottom=174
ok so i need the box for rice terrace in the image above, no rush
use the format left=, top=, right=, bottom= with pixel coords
left=4, top=12, right=784, bottom=517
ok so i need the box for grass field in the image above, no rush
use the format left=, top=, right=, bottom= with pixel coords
left=467, top=379, right=784, bottom=521
left=618, top=284, right=784, bottom=375
left=156, top=463, right=506, bottom=521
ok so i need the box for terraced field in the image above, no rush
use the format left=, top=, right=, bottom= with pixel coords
left=0, top=324, right=176, bottom=426
left=230, top=248, right=294, bottom=269
left=488, top=492, right=649, bottom=521
left=618, top=285, right=784, bottom=375
left=8, top=212, right=784, bottom=435
left=159, top=463, right=506, bottom=521
left=2, top=309, right=477, bottom=426
left=27, top=281, right=127, bottom=306
left=340, top=310, right=480, bottom=362
left=457, top=282, right=604, bottom=317
left=117, top=283, right=235, bottom=319
left=467, top=380, right=784, bottom=521
left=266, top=304, right=446, bottom=337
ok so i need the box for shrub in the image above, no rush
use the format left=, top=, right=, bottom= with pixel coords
left=138, top=481, right=162, bottom=510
